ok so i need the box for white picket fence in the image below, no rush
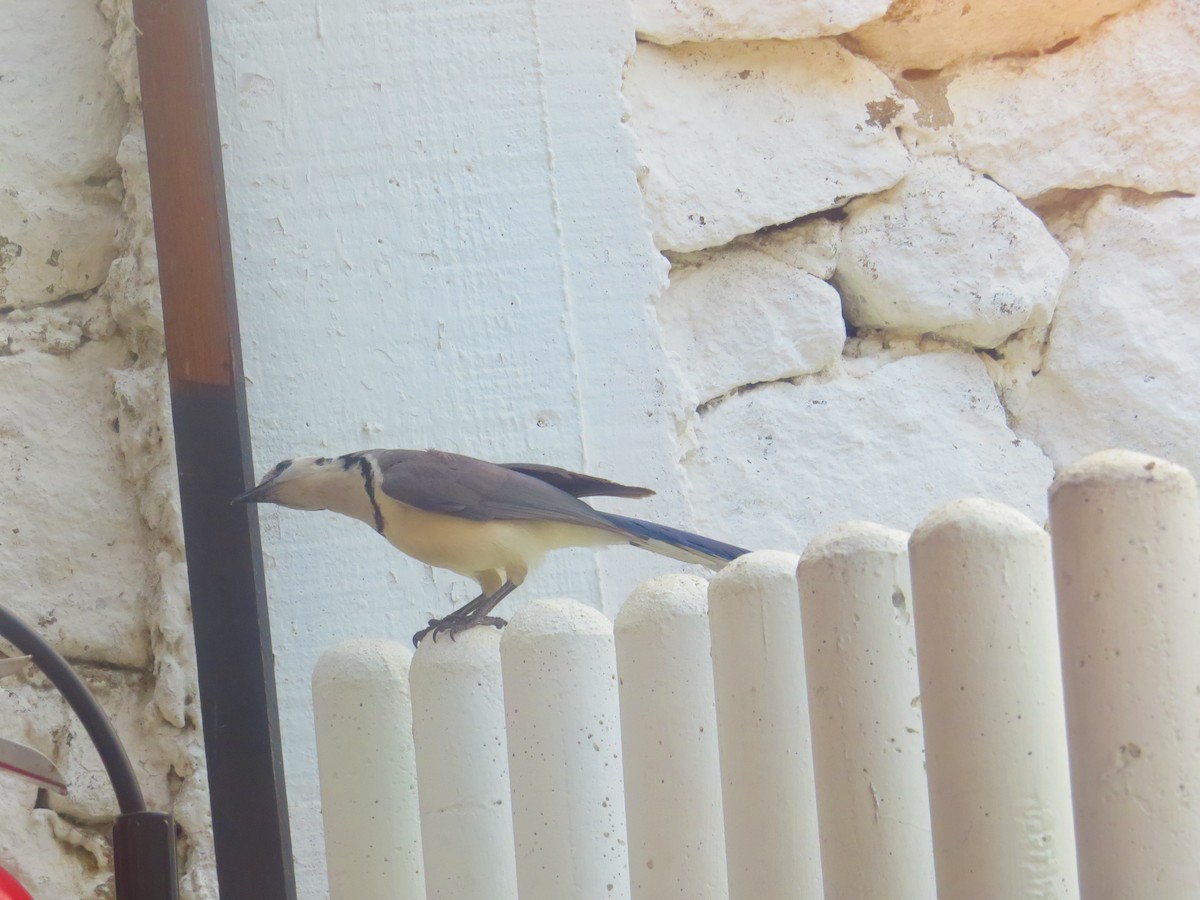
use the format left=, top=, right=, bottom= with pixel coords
left=310, top=449, right=1200, bottom=899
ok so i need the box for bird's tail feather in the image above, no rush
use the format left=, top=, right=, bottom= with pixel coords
left=602, top=513, right=749, bottom=570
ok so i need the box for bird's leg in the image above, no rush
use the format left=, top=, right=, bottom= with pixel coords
left=412, top=581, right=519, bottom=647
left=430, top=591, right=492, bottom=624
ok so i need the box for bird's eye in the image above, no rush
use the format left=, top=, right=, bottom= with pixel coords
left=271, top=459, right=293, bottom=477
left=316, top=457, right=330, bottom=465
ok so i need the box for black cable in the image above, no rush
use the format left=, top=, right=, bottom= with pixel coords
left=0, top=602, right=146, bottom=814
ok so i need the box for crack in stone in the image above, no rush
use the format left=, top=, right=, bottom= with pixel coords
left=0, top=288, right=100, bottom=319
left=695, top=373, right=810, bottom=415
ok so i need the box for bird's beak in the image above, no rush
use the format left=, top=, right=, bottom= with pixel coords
left=231, top=481, right=274, bottom=505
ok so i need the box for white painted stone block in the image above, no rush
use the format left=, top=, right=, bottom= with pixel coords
left=312, top=640, right=424, bottom=900
left=410, top=628, right=518, bottom=900
left=847, top=0, right=1144, bottom=71
left=684, top=352, right=1054, bottom=553
left=709, top=552, right=822, bottom=899
left=634, top=0, right=889, bottom=44
left=657, top=245, right=844, bottom=403
left=626, top=40, right=909, bottom=252
left=948, top=1, right=1200, bottom=198
left=1049, top=450, right=1200, bottom=898
left=0, top=341, right=151, bottom=668
left=835, top=156, right=1068, bottom=348
left=501, top=599, right=629, bottom=900
left=798, top=523, right=936, bottom=899
left=614, top=574, right=727, bottom=899
left=910, top=500, right=1079, bottom=899
left=1013, top=192, right=1200, bottom=479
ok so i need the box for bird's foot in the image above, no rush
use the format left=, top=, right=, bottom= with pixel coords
left=412, top=614, right=508, bottom=647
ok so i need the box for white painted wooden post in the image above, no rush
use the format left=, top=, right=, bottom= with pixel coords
left=613, top=575, right=728, bottom=899
left=501, top=598, right=630, bottom=900
left=708, top=551, right=823, bottom=899
left=312, top=640, right=424, bottom=899
left=798, top=523, right=936, bottom=899
left=909, top=500, right=1079, bottom=899
left=409, top=628, right=518, bottom=900
left=1049, top=450, right=1200, bottom=898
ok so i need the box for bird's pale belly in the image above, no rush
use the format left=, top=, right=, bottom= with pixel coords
left=375, top=496, right=620, bottom=585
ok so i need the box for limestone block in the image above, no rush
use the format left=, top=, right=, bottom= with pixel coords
left=738, top=215, right=841, bottom=280
left=846, top=0, right=1144, bottom=72
left=2, top=0, right=127, bottom=184
left=658, top=246, right=844, bottom=403
left=626, top=40, right=910, bottom=252
left=834, top=156, right=1068, bottom=348
left=0, top=292, right=114, bottom=357
left=1012, top=191, right=1200, bottom=478
left=0, top=340, right=151, bottom=668
left=48, top=669, right=175, bottom=823
left=0, top=0, right=125, bottom=307
left=683, top=352, right=1053, bottom=551
left=634, top=0, right=890, bottom=44
left=0, top=185, right=120, bottom=308
left=948, top=1, right=1200, bottom=198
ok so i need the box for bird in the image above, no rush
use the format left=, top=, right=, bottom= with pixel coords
left=234, top=448, right=748, bottom=646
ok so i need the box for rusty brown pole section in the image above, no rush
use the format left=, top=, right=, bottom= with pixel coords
left=130, top=1, right=295, bottom=897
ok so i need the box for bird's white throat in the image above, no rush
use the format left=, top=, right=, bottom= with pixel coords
left=266, top=456, right=379, bottom=527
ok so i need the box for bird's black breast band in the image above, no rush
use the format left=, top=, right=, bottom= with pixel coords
left=358, top=457, right=386, bottom=533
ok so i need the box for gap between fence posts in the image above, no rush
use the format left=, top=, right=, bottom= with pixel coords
left=909, top=499, right=1080, bottom=899
left=311, top=639, right=424, bottom=900
left=500, top=598, right=630, bottom=900
left=410, top=628, right=518, bottom=900
left=1049, top=450, right=1200, bottom=898
left=797, top=522, right=936, bottom=899
left=613, top=574, right=728, bottom=900
left=708, top=551, right=823, bottom=899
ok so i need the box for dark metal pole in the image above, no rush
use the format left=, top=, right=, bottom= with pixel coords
left=129, top=1, right=296, bottom=897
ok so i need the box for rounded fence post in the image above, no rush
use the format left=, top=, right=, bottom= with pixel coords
left=614, top=575, right=728, bottom=899
left=909, top=500, right=1079, bottom=899
left=410, top=628, right=518, bottom=900
left=708, top=551, right=823, bottom=899
left=312, top=639, right=424, bottom=899
left=798, top=523, right=935, bottom=899
left=501, top=598, right=629, bottom=900
left=1049, top=450, right=1200, bottom=898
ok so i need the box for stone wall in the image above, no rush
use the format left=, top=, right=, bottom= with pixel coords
left=0, top=1, right=214, bottom=896
left=627, top=0, right=1199, bottom=551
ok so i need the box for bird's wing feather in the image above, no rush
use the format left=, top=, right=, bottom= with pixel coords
left=374, top=449, right=624, bottom=530
left=497, top=463, right=654, bottom=499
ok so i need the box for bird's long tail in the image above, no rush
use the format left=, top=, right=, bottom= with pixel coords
left=602, top=513, right=749, bottom=570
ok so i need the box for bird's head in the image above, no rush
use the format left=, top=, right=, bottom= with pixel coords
left=233, top=455, right=363, bottom=511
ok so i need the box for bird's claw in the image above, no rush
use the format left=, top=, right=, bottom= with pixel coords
left=412, top=614, right=508, bottom=647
